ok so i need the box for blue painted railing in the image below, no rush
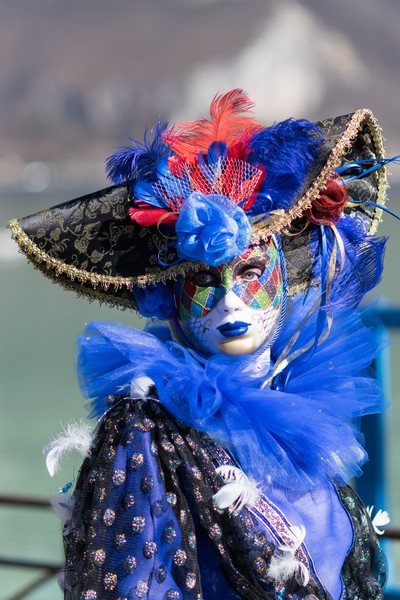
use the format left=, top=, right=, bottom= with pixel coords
left=357, top=307, right=400, bottom=598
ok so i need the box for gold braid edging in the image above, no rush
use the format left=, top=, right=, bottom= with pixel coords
left=8, top=218, right=135, bottom=290
left=7, top=218, right=207, bottom=292
left=251, top=108, right=387, bottom=243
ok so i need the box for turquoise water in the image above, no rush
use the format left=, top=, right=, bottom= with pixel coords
left=1, top=190, right=399, bottom=597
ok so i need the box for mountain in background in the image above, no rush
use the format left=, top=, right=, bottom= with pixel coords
left=1, top=0, right=399, bottom=189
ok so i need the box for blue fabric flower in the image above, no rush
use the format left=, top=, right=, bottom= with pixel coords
left=133, top=283, right=174, bottom=320
left=176, top=192, right=252, bottom=266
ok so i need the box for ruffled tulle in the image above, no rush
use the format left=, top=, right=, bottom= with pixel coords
left=77, top=295, right=385, bottom=492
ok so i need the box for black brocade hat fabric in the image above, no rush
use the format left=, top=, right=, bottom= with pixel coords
left=8, top=108, right=387, bottom=310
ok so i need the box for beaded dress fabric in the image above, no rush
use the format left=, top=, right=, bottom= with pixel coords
left=64, top=398, right=386, bottom=600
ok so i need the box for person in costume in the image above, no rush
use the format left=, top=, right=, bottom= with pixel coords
left=9, top=89, right=396, bottom=599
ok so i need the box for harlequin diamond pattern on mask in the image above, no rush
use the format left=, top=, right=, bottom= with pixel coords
left=231, top=243, right=282, bottom=310
left=174, top=277, right=226, bottom=323
left=174, top=240, right=283, bottom=324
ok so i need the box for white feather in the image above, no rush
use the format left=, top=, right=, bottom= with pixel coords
left=213, top=465, right=260, bottom=513
left=277, top=524, right=306, bottom=552
left=131, top=375, right=154, bottom=399
left=268, top=553, right=310, bottom=586
left=44, top=420, right=94, bottom=477
left=367, top=505, right=390, bottom=535
left=268, top=524, right=309, bottom=586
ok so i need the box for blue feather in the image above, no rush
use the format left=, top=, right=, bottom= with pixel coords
left=248, top=119, right=326, bottom=212
left=362, top=201, right=400, bottom=222
left=196, top=142, right=229, bottom=185
left=207, top=141, right=228, bottom=164
left=310, top=216, right=386, bottom=310
left=156, top=156, right=171, bottom=178
left=197, top=152, right=213, bottom=184
left=106, top=120, right=171, bottom=185
left=133, top=180, right=168, bottom=209
left=337, top=155, right=400, bottom=182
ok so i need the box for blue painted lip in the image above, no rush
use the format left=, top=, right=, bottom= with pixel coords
left=217, top=321, right=250, bottom=338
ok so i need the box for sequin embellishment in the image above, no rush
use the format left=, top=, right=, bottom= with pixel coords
left=161, top=439, right=175, bottom=453
left=143, top=541, right=158, bottom=558
left=165, top=591, right=181, bottom=599
left=124, top=494, right=135, bottom=509
left=141, top=476, right=154, bottom=494
left=103, top=509, right=116, bottom=526
left=95, top=487, right=106, bottom=503
left=166, top=492, right=177, bottom=506
left=124, top=555, right=137, bottom=573
left=113, top=469, right=126, bottom=486
left=114, top=533, right=127, bottom=549
left=130, top=452, right=144, bottom=471
left=104, top=447, right=116, bottom=462
left=81, top=591, right=97, bottom=600
left=209, top=524, right=222, bottom=541
left=152, top=500, right=164, bottom=517
left=135, top=580, right=149, bottom=597
left=163, top=523, right=177, bottom=544
left=93, top=549, right=106, bottom=565
left=156, top=565, right=167, bottom=583
left=132, top=515, right=146, bottom=534
left=173, top=549, right=187, bottom=566
left=103, top=572, right=117, bottom=591
left=186, top=572, right=197, bottom=589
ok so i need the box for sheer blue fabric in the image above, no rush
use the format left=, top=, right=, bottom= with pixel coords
left=78, top=294, right=384, bottom=492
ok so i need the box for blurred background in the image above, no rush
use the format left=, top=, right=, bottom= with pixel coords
left=1, top=0, right=399, bottom=597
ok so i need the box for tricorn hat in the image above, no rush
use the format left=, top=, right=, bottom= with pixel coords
left=8, top=89, right=388, bottom=310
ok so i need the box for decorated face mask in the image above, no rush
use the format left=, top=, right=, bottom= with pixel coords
left=173, top=237, right=285, bottom=356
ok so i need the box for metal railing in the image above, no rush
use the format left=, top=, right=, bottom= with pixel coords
left=0, top=495, right=62, bottom=600
left=2, top=494, right=400, bottom=597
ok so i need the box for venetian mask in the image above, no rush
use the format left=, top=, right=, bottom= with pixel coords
left=172, top=236, right=285, bottom=356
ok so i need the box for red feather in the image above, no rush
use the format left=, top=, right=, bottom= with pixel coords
left=164, top=89, right=261, bottom=161
left=129, top=207, right=177, bottom=227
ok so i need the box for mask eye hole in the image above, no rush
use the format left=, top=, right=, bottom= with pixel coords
left=190, top=270, right=220, bottom=287
left=237, top=265, right=264, bottom=283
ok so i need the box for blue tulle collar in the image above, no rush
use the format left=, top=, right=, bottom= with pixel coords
left=77, top=296, right=383, bottom=492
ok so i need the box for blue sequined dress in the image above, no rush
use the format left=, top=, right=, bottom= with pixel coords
left=63, top=395, right=386, bottom=600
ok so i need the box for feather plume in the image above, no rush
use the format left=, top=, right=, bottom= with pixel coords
left=268, top=524, right=310, bottom=586
left=268, top=553, right=310, bottom=586
left=213, top=465, right=260, bottom=513
left=131, top=375, right=155, bottom=399
left=44, top=420, right=94, bottom=477
left=106, top=120, right=171, bottom=184
left=310, top=215, right=386, bottom=310
left=248, top=119, right=326, bottom=212
left=366, top=505, right=390, bottom=535
left=337, top=154, right=400, bottom=182
left=165, top=89, right=261, bottom=161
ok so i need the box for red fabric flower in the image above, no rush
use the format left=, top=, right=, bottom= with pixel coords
left=305, top=174, right=348, bottom=225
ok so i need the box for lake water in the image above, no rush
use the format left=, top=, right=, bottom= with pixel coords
left=1, top=189, right=400, bottom=597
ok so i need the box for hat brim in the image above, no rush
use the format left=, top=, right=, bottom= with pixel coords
left=8, top=109, right=387, bottom=309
